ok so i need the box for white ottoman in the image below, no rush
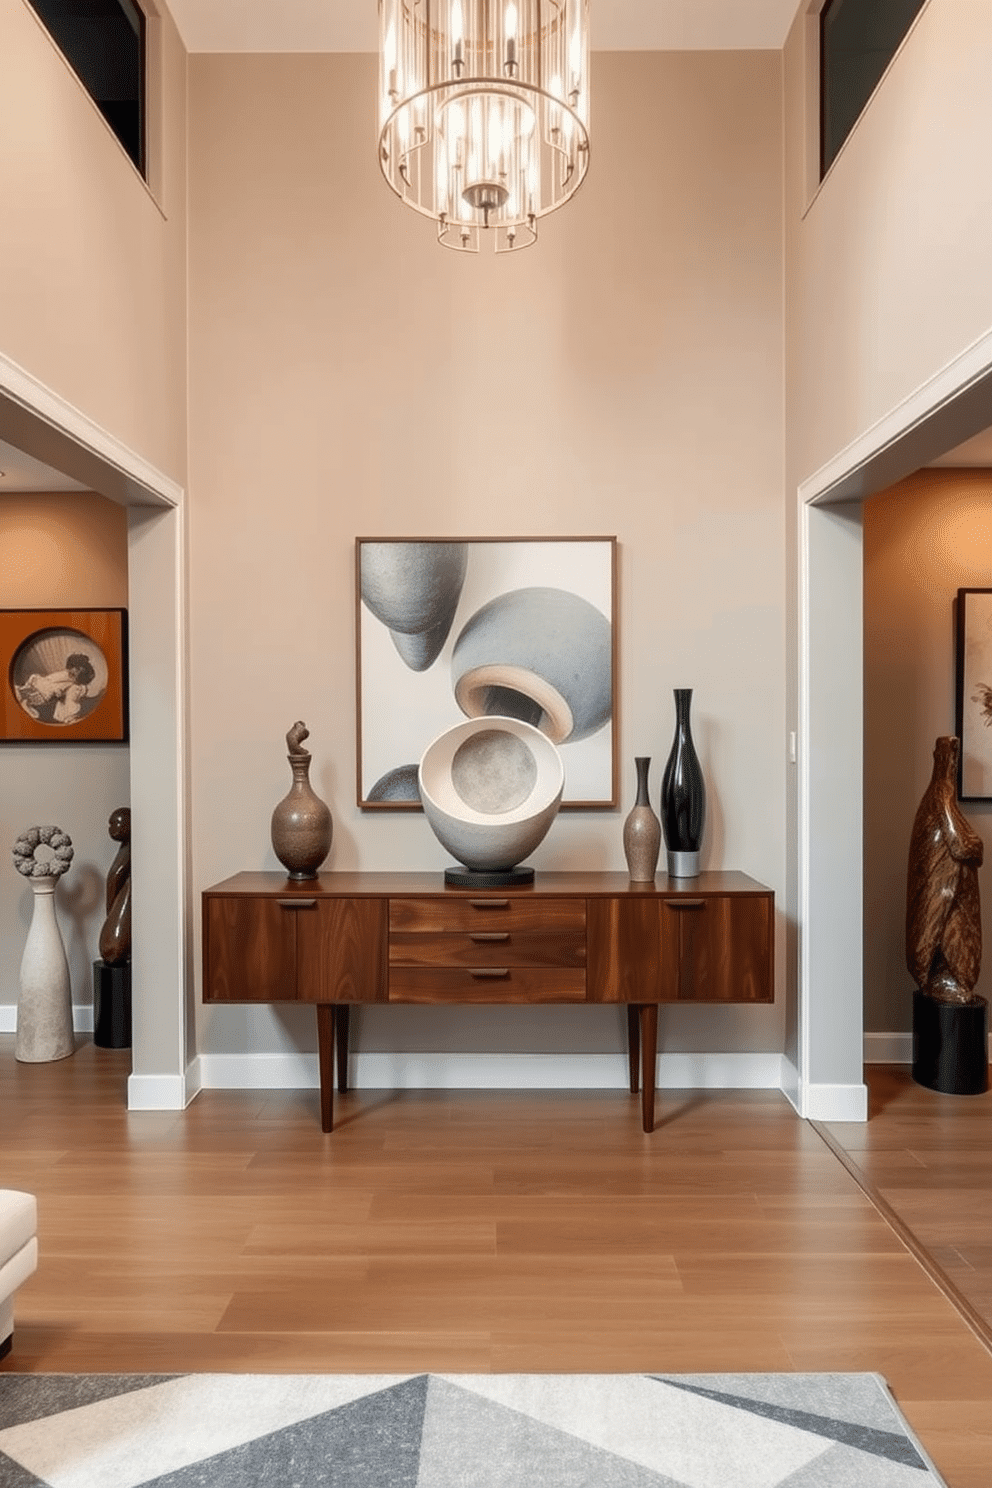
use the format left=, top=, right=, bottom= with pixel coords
left=0, top=1190, right=38, bottom=1359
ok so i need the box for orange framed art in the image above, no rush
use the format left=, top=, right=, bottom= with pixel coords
left=1, top=609, right=128, bottom=743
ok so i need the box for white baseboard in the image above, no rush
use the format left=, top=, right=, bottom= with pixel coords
left=126, top=1071, right=195, bottom=1111
left=864, top=1031, right=992, bottom=1063
left=196, top=1050, right=787, bottom=1092
left=779, top=1053, right=869, bottom=1121
left=0, top=1004, right=93, bottom=1034
left=864, top=1032, right=912, bottom=1064
left=798, top=1081, right=868, bottom=1122
left=780, top=1055, right=801, bottom=1115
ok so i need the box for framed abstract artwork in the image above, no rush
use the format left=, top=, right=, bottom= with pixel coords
left=356, top=537, right=617, bottom=809
left=1, top=608, right=128, bottom=743
left=956, top=587, right=992, bottom=799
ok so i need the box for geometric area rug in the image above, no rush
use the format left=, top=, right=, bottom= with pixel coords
left=0, top=1373, right=947, bottom=1487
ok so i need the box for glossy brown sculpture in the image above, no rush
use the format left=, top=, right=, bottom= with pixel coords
left=98, top=807, right=131, bottom=966
left=906, top=737, right=983, bottom=1005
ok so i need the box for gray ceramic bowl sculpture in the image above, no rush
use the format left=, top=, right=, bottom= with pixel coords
left=451, top=586, right=612, bottom=743
left=418, top=716, right=565, bottom=886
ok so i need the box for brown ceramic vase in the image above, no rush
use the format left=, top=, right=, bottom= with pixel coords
left=271, top=722, right=333, bottom=880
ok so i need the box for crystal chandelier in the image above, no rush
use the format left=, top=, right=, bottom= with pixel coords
left=378, top=0, right=590, bottom=252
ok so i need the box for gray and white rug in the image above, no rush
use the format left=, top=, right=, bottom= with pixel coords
left=0, top=1372, right=946, bottom=1487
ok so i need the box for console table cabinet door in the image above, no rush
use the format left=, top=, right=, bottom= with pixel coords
left=299, top=898, right=388, bottom=1003
left=203, top=895, right=300, bottom=1002
left=666, top=895, right=773, bottom=1003
left=586, top=897, right=678, bottom=1003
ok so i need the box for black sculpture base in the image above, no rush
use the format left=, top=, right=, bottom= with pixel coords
left=93, top=960, right=132, bottom=1049
left=912, top=988, right=989, bottom=1095
left=443, top=865, right=535, bottom=889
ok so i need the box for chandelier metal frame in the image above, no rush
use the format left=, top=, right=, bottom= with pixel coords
left=378, top=0, right=591, bottom=253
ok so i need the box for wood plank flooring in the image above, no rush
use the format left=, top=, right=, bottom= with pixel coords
left=2, top=1042, right=991, bottom=1486
left=821, top=1064, right=992, bottom=1342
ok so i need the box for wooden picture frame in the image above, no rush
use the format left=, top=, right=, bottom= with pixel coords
left=956, top=587, right=992, bottom=800
left=356, top=537, right=617, bottom=809
left=1, top=609, right=128, bottom=743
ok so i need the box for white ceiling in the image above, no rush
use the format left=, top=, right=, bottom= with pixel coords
left=164, top=0, right=806, bottom=54
left=0, top=440, right=87, bottom=494
left=928, top=428, right=992, bottom=468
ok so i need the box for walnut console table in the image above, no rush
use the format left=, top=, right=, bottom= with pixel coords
left=202, top=871, right=773, bottom=1134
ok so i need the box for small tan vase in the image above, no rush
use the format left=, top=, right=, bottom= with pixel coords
left=622, top=756, right=661, bottom=882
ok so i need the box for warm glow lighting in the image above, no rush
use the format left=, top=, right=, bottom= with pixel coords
left=378, top=0, right=590, bottom=253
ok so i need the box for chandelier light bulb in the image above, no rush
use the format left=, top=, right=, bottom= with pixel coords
left=506, top=2, right=518, bottom=71
left=378, top=0, right=590, bottom=253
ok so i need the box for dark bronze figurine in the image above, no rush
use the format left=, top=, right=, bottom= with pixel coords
left=906, top=737, right=983, bottom=1005
left=98, top=807, right=131, bottom=967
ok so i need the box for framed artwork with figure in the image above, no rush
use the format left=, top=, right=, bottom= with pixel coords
left=356, top=536, right=617, bottom=809
left=956, top=587, right=992, bottom=800
left=1, top=609, right=128, bottom=743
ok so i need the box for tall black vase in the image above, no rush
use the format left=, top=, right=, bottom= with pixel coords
left=660, top=688, right=705, bottom=878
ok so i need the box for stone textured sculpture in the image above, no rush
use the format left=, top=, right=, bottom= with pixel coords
left=906, top=736, right=983, bottom=1005
left=98, top=807, right=131, bottom=966
left=12, top=825, right=75, bottom=1062
left=418, top=716, right=564, bottom=886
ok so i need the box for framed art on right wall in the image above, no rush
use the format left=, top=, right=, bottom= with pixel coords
left=956, top=587, right=992, bottom=799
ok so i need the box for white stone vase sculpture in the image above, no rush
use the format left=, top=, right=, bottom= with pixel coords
left=12, top=826, right=75, bottom=1063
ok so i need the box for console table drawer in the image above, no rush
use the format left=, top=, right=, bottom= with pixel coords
left=389, top=897, right=585, bottom=935
left=388, top=966, right=587, bottom=1002
left=389, top=929, right=587, bottom=969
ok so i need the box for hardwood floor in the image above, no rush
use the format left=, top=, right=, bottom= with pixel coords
left=820, top=1064, right=992, bottom=1344
left=2, top=1042, right=991, bottom=1485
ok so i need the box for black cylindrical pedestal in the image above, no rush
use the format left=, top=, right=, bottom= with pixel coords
left=93, top=960, right=132, bottom=1048
left=912, top=989, right=989, bottom=1095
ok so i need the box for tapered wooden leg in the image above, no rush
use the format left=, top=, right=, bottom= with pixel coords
left=334, top=1005, right=351, bottom=1092
left=639, top=1003, right=658, bottom=1133
left=316, top=1004, right=335, bottom=1133
left=627, top=1005, right=640, bottom=1094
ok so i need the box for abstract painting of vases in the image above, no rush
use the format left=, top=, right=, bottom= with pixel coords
left=358, top=538, right=616, bottom=808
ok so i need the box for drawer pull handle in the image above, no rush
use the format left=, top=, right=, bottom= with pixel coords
left=470, top=967, right=510, bottom=979
left=470, top=932, right=510, bottom=943
left=667, top=900, right=705, bottom=911
left=278, top=898, right=317, bottom=909
left=470, top=899, right=509, bottom=909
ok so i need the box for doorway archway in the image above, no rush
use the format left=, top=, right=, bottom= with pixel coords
left=797, top=329, right=992, bottom=1120
left=0, top=350, right=190, bottom=1108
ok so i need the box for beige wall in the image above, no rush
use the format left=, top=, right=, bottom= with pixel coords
left=783, top=0, right=992, bottom=1081
left=0, top=492, right=130, bottom=1014
left=187, top=50, right=787, bottom=1062
left=864, top=469, right=992, bottom=1034
left=0, top=0, right=188, bottom=484
left=785, top=0, right=992, bottom=485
